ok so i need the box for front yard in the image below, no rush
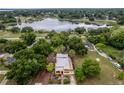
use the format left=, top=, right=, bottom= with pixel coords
left=73, top=51, right=124, bottom=84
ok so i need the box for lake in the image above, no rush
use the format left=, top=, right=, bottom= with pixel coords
left=17, top=18, right=110, bottom=31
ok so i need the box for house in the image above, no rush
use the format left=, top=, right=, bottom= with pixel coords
left=4, top=57, right=15, bottom=66
left=55, top=54, right=74, bottom=75
left=0, top=53, right=15, bottom=66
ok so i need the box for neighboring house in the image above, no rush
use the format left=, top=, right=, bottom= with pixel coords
left=55, top=54, right=74, bottom=75
left=0, top=53, right=15, bottom=66
left=84, top=41, right=94, bottom=50
left=4, top=57, right=15, bottom=66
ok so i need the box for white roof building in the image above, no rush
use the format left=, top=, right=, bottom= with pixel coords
left=55, top=54, right=74, bottom=75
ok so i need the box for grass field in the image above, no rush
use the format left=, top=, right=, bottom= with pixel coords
left=0, top=31, right=48, bottom=38
left=96, top=43, right=124, bottom=61
left=74, top=51, right=124, bottom=84
left=0, top=64, right=9, bottom=70
left=111, top=25, right=124, bottom=35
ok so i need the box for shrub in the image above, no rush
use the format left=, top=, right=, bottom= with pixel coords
left=82, top=59, right=101, bottom=77
left=46, top=63, right=54, bottom=72
left=75, top=67, right=85, bottom=82
left=21, top=27, right=34, bottom=33
left=64, top=78, right=70, bottom=84
left=118, top=72, right=124, bottom=80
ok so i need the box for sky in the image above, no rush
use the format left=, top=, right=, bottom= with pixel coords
left=0, top=0, right=124, bottom=8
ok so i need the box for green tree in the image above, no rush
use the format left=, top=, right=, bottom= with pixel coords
left=11, top=27, right=20, bottom=33
left=4, top=41, right=26, bottom=54
left=82, top=59, right=101, bottom=77
left=75, top=27, right=86, bottom=34
left=46, top=63, right=54, bottom=72
left=89, top=16, right=95, bottom=21
left=0, top=39, right=8, bottom=43
left=51, top=34, right=63, bottom=47
left=68, top=49, right=76, bottom=57
left=14, top=49, right=35, bottom=60
left=20, top=32, right=36, bottom=46
left=47, top=30, right=57, bottom=39
left=118, top=72, right=124, bottom=80
left=68, top=37, right=87, bottom=55
left=75, top=67, right=85, bottom=82
left=33, top=39, right=53, bottom=56
left=6, top=59, right=42, bottom=84
left=54, top=45, right=65, bottom=53
left=117, top=16, right=124, bottom=25
left=7, top=51, right=47, bottom=85
left=110, top=31, right=124, bottom=49
left=88, top=35, right=106, bottom=44
left=88, top=28, right=110, bottom=35
left=21, top=26, right=34, bottom=33
left=0, top=24, right=5, bottom=30
left=0, top=58, right=6, bottom=64
left=0, top=44, right=5, bottom=53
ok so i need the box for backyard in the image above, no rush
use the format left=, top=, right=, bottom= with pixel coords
left=74, top=50, right=124, bottom=84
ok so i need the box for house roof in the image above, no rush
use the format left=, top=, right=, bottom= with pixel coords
left=4, top=57, right=15, bottom=65
left=55, top=54, right=72, bottom=71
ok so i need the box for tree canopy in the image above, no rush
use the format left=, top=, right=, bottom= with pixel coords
left=110, top=31, right=124, bottom=49
left=82, top=59, right=101, bottom=77
left=20, top=32, right=36, bottom=46
left=75, top=67, right=85, bottom=82
left=21, top=27, right=34, bottom=33
left=6, top=58, right=46, bottom=84
left=11, top=27, right=20, bottom=33
left=68, top=37, right=87, bottom=55
left=4, top=41, right=26, bottom=54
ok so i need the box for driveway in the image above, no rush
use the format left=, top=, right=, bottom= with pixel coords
left=70, top=75, right=76, bottom=85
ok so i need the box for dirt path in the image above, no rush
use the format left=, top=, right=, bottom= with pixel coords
left=29, top=71, right=52, bottom=85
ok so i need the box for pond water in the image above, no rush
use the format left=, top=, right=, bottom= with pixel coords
left=17, top=18, right=110, bottom=31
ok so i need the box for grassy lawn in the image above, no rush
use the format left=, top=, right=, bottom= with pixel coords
left=0, top=74, right=5, bottom=83
left=0, top=31, right=21, bottom=38
left=111, top=25, right=124, bottom=35
left=96, top=43, right=124, bottom=61
left=0, top=31, right=48, bottom=38
left=0, top=64, right=9, bottom=70
left=74, top=51, right=124, bottom=84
